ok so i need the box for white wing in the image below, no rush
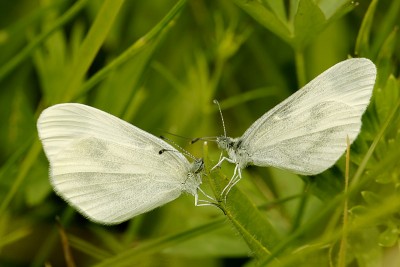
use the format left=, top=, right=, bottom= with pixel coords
left=37, top=103, right=191, bottom=224
left=240, top=58, right=376, bottom=175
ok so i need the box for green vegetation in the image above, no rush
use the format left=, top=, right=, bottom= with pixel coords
left=0, top=0, right=399, bottom=266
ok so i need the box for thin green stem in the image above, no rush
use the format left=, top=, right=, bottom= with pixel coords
left=294, top=50, right=307, bottom=87
left=338, top=137, right=350, bottom=267
left=0, top=139, right=40, bottom=217
left=290, top=182, right=309, bottom=233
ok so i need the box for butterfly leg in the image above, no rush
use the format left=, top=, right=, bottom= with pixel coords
left=221, top=164, right=238, bottom=197
left=198, top=187, right=216, bottom=202
left=221, top=164, right=242, bottom=201
left=226, top=167, right=243, bottom=193
left=217, top=151, right=223, bottom=163
left=211, top=156, right=235, bottom=171
left=194, top=190, right=219, bottom=207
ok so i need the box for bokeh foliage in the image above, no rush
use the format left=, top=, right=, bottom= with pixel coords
left=0, top=0, right=399, bottom=266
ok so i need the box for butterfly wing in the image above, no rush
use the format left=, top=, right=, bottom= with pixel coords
left=37, top=103, right=191, bottom=224
left=240, top=58, right=376, bottom=175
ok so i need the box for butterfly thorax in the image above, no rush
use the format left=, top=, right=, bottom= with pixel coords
left=217, top=136, right=250, bottom=168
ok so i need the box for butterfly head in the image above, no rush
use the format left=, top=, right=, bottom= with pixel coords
left=216, top=136, right=236, bottom=151
left=192, top=158, right=205, bottom=174
left=182, top=158, right=204, bottom=196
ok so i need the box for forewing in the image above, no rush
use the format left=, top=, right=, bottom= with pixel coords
left=241, top=58, right=376, bottom=175
left=37, top=103, right=189, bottom=224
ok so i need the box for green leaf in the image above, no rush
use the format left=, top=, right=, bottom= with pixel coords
left=378, top=223, right=399, bottom=247
left=355, top=0, right=378, bottom=57
left=222, top=185, right=280, bottom=259
left=292, top=0, right=326, bottom=50
left=361, top=191, right=382, bottom=206
left=262, top=0, right=287, bottom=25
left=349, top=205, right=368, bottom=218
left=319, top=0, right=353, bottom=19
left=371, top=0, right=400, bottom=57
left=231, top=0, right=291, bottom=43
left=374, top=75, right=399, bottom=126
left=349, top=227, right=383, bottom=267
left=24, top=157, right=50, bottom=206
left=376, top=28, right=399, bottom=87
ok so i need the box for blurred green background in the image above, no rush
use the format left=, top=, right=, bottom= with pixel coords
left=0, top=0, right=399, bottom=266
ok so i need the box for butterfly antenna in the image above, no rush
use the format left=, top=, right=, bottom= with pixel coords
left=189, top=99, right=227, bottom=144
left=159, top=135, right=196, bottom=160
left=213, top=99, right=226, bottom=137
left=157, top=130, right=193, bottom=141
left=190, top=136, right=217, bottom=144
left=159, top=129, right=215, bottom=145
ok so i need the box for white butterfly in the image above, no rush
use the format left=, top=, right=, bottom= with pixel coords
left=214, top=58, right=377, bottom=198
left=37, top=103, right=211, bottom=224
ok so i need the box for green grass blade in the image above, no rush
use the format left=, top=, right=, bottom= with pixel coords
left=0, top=139, right=39, bottom=218
left=59, top=0, right=125, bottom=102
left=355, top=0, right=378, bottom=57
